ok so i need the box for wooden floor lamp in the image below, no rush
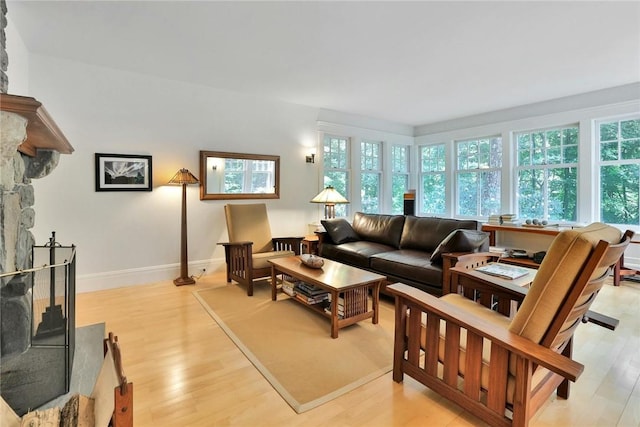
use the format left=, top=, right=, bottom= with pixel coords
left=169, top=168, right=199, bottom=286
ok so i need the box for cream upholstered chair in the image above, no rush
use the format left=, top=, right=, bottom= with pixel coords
left=387, top=223, right=633, bottom=427
left=219, top=204, right=302, bottom=296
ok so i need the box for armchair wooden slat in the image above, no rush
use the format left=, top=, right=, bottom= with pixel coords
left=388, top=224, right=633, bottom=427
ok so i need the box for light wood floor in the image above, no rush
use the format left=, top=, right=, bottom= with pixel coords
left=75, top=272, right=640, bottom=427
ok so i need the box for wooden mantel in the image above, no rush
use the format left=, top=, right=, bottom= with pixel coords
left=0, top=93, right=73, bottom=157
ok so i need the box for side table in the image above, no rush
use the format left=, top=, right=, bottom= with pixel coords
left=301, top=235, right=319, bottom=255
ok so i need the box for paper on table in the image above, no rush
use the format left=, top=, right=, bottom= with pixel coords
left=476, top=263, right=530, bottom=280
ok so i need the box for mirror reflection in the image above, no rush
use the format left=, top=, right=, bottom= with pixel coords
left=199, top=151, right=280, bottom=200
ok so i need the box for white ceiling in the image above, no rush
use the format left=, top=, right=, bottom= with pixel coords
left=6, top=1, right=640, bottom=127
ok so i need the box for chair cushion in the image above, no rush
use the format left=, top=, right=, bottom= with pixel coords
left=430, top=229, right=489, bottom=265
left=224, top=204, right=273, bottom=253
left=321, top=218, right=359, bottom=244
left=508, top=222, right=622, bottom=344
left=252, top=250, right=295, bottom=270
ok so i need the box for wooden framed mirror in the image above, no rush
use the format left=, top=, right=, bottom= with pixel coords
left=199, top=151, right=280, bottom=200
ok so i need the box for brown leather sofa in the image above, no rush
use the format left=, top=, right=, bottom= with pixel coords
left=317, top=212, right=489, bottom=296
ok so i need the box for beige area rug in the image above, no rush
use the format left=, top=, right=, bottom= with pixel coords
left=194, top=281, right=395, bottom=413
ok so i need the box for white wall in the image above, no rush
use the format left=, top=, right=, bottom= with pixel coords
left=9, top=53, right=412, bottom=293
left=20, top=55, right=324, bottom=291
left=5, top=14, right=29, bottom=94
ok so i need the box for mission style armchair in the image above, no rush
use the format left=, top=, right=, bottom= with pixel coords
left=219, top=203, right=303, bottom=296
left=387, top=223, right=633, bottom=427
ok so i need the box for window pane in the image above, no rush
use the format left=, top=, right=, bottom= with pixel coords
left=361, top=172, right=380, bottom=213
left=518, top=169, right=544, bottom=219
left=324, top=171, right=348, bottom=217
left=621, top=119, right=640, bottom=139
left=548, top=167, right=577, bottom=222
left=392, top=146, right=409, bottom=173
left=480, top=170, right=501, bottom=216
left=392, top=174, right=408, bottom=214
left=422, top=145, right=445, bottom=172
left=601, top=142, right=618, bottom=161
left=457, top=172, right=478, bottom=216
left=600, top=122, right=618, bottom=142
left=421, top=173, right=445, bottom=214
left=563, top=145, right=578, bottom=163
left=600, top=164, right=640, bottom=225
left=456, top=137, right=501, bottom=217
left=622, top=139, right=640, bottom=160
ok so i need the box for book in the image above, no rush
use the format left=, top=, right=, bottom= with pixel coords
left=475, top=263, right=529, bottom=280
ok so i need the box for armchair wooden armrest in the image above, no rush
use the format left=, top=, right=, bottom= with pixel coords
left=388, top=283, right=583, bottom=381
left=387, top=282, right=583, bottom=427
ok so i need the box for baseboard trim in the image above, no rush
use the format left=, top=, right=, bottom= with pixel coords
left=76, top=258, right=225, bottom=293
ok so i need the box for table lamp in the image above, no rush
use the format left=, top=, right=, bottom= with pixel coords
left=310, top=186, right=349, bottom=219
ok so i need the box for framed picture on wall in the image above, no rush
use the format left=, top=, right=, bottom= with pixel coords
left=95, top=153, right=153, bottom=192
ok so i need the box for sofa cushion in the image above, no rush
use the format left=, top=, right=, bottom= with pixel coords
left=321, top=218, right=359, bottom=244
left=370, top=249, right=443, bottom=287
left=320, top=241, right=395, bottom=269
left=430, top=229, right=489, bottom=265
left=352, top=212, right=405, bottom=248
left=400, top=216, right=480, bottom=253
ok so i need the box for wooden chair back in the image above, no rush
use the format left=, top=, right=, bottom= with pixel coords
left=224, top=203, right=273, bottom=253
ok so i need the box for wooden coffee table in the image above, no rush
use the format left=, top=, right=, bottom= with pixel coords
left=269, top=256, right=386, bottom=338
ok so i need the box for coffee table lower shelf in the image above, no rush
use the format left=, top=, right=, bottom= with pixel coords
left=289, top=286, right=374, bottom=332
left=269, top=256, right=385, bottom=338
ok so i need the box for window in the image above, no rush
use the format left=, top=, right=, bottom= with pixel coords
left=420, top=144, right=446, bottom=215
left=516, top=126, right=578, bottom=222
left=456, top=137, right=502, bottom=217
left=598, top=117, right=640, bottom=226
left=323, top=135, right=350, bottom=217
left=391, top=145, right=410, bottom=214
left=360, top=140, right=382, bottom=213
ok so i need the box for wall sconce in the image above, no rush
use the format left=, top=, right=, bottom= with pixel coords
left=305, top=153, right=315, bottom=164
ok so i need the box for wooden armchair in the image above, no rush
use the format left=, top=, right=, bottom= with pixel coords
left=387, top=223, right=633, bottom=427
left=219, top=203, right=302, bottom=296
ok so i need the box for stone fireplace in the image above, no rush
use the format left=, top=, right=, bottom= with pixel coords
left=0, top=95, right=75, bottom=414
left=1, top=1, right=76, bottom=411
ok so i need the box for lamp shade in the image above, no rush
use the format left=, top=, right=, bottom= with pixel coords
left=168, top=168, right=199, bottom=185
left=310, top=186, right=348, bottom=204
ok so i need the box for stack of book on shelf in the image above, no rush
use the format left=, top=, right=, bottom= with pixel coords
left=324, top=295, right=345, bottom=319
left=294, top=282, right=330, bottom=305
left=281, top=278, right=297, bottom=297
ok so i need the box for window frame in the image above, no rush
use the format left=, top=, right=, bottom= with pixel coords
left=595, top=115, right=640, bottom=228
left=514, top=124, right=579, bottom=223
left=454, top=135, right=503, bottom=219
left=322, top=134, right=351, bottom=218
